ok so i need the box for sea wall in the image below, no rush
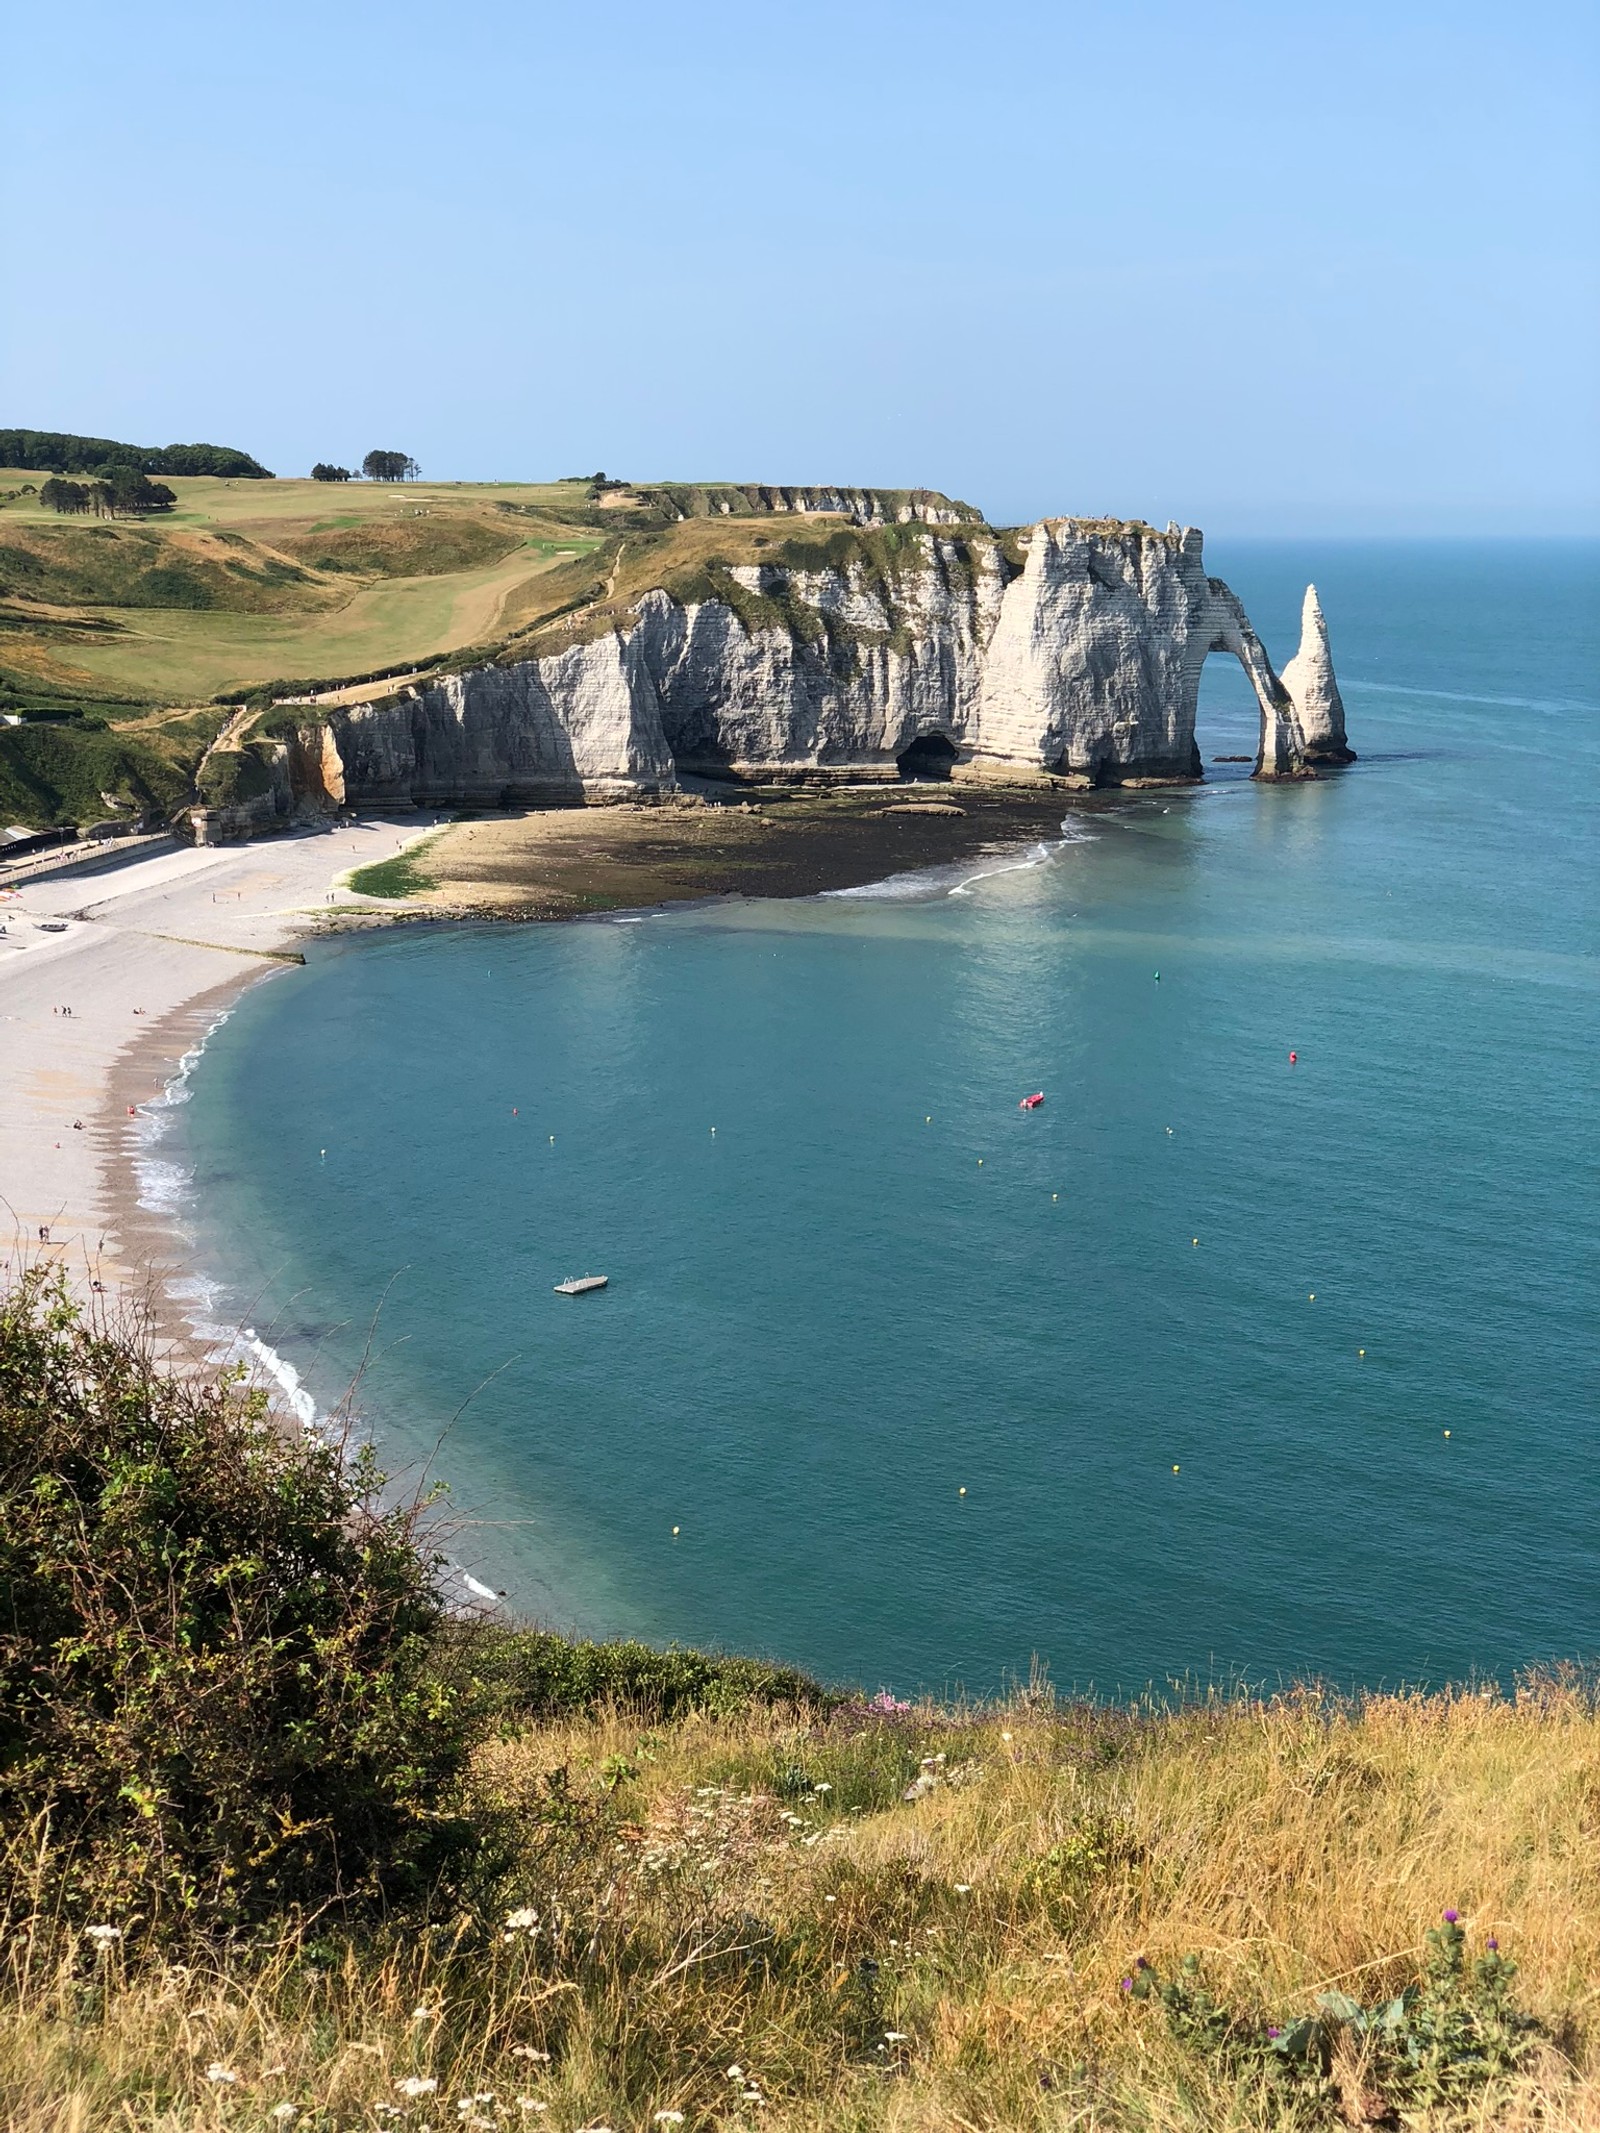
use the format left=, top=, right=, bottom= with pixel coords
left=271, top=521, right=1350, bottom=816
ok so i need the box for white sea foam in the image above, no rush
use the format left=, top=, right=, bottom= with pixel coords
left=131, top=1005, right=325, bottom=1436
left=824, top=819, right=1095, bottom=904
left=131, top=1005, right=237, bottom=1215
left=235, top=1329, right=320, bottom=1431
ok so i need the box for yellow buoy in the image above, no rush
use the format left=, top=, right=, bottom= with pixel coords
left=1443, top=1429, right=1451, bottom=1438
left=1172, top=1464, right=1180, bottom=1474
left=1192, top=1238, right=1198, bottom=1247
left=1358, top=1348, right=1365, bottom=1357
left=958, top=1486, right=967, bottom=1497
left=1309, top=1293, right=1315, bottom=1302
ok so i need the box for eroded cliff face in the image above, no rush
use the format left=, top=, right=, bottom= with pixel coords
left=277, top=521, right=1348, bottom=816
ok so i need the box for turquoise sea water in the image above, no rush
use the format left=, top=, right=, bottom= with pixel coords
left=171, top=542, right=1599, bottom=1698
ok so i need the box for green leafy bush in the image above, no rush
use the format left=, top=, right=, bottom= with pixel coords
left=0, top=1269, right=479, bottom=1931
left=464, top=1625, right=828, bottom=1726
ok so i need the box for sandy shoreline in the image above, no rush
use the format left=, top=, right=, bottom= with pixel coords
left=1, top=790, right=1084, bottom=1360
left=0, top=817, right=449, bottom=1330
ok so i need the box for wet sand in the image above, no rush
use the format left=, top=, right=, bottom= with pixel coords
left=410, top=784, right=1086, bottom=919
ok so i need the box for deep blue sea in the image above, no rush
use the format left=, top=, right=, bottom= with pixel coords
left=168, top=541, right=1599, bottom=1699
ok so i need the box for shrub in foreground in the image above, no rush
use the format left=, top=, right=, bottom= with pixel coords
left=0, top=1268, right=476, bottom=1930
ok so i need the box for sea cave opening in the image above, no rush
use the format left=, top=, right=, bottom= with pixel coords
left=896, top=731, right=959, bottom=781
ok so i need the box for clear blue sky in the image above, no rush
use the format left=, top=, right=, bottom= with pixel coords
left=6, top=0, right=1596, bottom=532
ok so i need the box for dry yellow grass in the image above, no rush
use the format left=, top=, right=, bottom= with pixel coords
left=3, top=1682, right=1596, bottom=2131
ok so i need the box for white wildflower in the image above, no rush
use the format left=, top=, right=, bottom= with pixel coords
left=270, top=2109, right=298, bottom=2126
left=509, top=2047, right=551, bottom=2062
left=725, top=2065, right=744, bottom=2080
left=884, top=2030, right=909, bottom=2042
left=205, top=2064, right=238, bottom=2085
left=953, top=1882, right=972, bottom=1894
left=411, top=2005, right=439, bottom=2021
left=812, top=1781, right=832, bottom=1793
left=504, top=1907, right=539, bottom=1930
left=396, top=2076, right=440, bottom=2098
left=84, top=1923, right=121, bottom=1946
left=653, top=2115, right=686, bottom=2127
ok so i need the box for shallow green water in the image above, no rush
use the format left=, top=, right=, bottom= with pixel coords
left=167, top=541, right=1599, bottom=1697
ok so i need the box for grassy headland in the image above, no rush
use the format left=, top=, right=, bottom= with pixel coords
left=0, top=471, right=1012, bottom=828
left=2, top=1269, right=1595, bottom=2129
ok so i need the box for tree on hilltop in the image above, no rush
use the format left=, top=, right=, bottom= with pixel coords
left=311, top=462, right=352, bottom=482
left=0, top=430, right=271, bottom=478
left=362, top=450, right=419, bottom=482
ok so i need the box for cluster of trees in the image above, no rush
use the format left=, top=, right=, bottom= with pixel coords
left=362, top=449, right=419, bottom=482
left=40, top=470, right=177, bottom=518
left=310, top=453, right=418, bottom=482
left=1, top=430, right=271, bottom=478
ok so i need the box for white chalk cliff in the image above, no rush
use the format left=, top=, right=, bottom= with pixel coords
left=283, top=520, right=1351, bottom=813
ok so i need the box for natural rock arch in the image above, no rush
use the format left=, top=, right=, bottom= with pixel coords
left=1181, top=581, right=1353, bottom=779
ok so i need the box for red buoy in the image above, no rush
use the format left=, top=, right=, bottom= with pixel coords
left=1288, top=1051, right=1298, bottom=1064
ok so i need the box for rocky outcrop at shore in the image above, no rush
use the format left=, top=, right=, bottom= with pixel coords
left=251, top=519, right=1351, bottom=824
